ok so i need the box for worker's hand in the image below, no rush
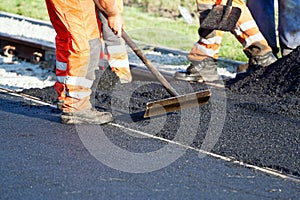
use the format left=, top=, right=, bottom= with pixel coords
left=107, top=13, right=124, bottom=37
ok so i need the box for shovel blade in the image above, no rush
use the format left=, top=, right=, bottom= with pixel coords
left=144, top=90, right=211, bottom=118
left=200, top=5, right=241, bottom=31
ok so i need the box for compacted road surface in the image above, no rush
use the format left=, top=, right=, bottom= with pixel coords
left=0, top=90, right=299, bottom=199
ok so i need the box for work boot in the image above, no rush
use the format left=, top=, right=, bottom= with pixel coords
left=56, top=100, right=64, bottom=111
left=236, top=51, right=277, bottom=75
left=61, top=108, right=113, bottom=125
left=174, top=57, right=219, bottom=82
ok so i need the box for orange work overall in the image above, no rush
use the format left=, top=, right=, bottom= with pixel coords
left=45, top=0, right=104, bottom=112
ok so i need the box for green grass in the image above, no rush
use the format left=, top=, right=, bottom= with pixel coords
left=0, top=0, right=49, bottom=20
left=0, top=1, right=247, bottom=61
left=122, top=7, right=199, bottom=50
left=123, top=7, right=247, bottom=61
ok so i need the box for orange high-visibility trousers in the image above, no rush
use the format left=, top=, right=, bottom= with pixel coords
left=98, top=0, right=132, bottom=83
left=46, top=0, right=103, bottom=112
left=189, top=0, right=271, bottom=61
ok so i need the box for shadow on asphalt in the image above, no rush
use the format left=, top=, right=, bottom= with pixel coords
left=0, top=91, right=60, bottom=123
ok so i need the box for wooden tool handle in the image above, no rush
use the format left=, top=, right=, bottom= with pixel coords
left=122, top=30, right=180, bottom=97
left=224, top=0, right=233, bottom=18
left=226, top=0, right=233, bottom=6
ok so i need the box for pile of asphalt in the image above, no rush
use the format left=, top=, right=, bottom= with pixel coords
left=226, top=46, right=300, bottom=118
left=227, top=46, right=300, bottom=98
left=21, top=47, right=300, bottom=177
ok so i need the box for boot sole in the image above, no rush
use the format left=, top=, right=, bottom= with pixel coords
left=61, top=116, right=113, bottom=125
left=174, top=71, right=204, bottom=82
left=174, top=72, right=219, bottom=83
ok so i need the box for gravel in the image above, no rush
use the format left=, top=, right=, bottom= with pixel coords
left=0, top=13, right=237, bottom=91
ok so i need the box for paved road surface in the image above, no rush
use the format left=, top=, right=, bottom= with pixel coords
left=0, top=91, right=299, bottom=199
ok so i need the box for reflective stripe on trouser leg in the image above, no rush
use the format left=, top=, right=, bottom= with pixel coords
left=194, top=0, right=271, bottom=56
left=45, top=0, right=69, bottom=102
left=188, top=30, right=223, bottom=61
left=107, top=45, right=131, bottom=83
left=54, top=26, right=69, bottom=102
left=229, top=1, right=271, bottom=53
left=188, top=2, right=223, bottom=61
left=99, top=11, right=132, bottom=83
left=63, top=36, right=102, bottom=112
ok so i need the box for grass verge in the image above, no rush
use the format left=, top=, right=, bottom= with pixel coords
left=0, top=1, right=247, bottom=61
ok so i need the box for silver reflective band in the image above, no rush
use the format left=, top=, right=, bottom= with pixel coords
left=65, top=76, right=94, bottom=88
left=56, top=60, right=67, bottom=71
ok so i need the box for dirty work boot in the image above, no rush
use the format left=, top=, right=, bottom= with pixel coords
left=56, top=100, right=64, bottom=111
left=61, top=108, right=113, bottom=125
left=236, top=51, right=277, bottom=75
left=174, top=57, right=218, bottom=82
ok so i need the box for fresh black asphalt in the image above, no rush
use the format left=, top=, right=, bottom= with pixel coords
left=0, top=90, right=299, bottom=199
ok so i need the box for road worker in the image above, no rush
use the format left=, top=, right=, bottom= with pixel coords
left=45, top=0, right=124, bottom=124
left=247, top=0, right=300, bottom=57
left=174, top=0, right=277, bottom=82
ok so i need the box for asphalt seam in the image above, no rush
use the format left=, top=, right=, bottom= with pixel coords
left=1, top=87, right=299, bottom=183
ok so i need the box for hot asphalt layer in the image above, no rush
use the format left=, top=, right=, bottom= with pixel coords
left=1, top=11, right=299, bottom=199
left=5, top=67, right=300, bottom=199
left=21, top=62, right=300, bottom=176
left=0, top=91, right=300, bottom=199
left=12, top=48, right=299, bottom=200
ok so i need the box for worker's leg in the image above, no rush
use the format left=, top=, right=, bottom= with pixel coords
left=45, top=0, right=68, bottom=109
left=98, top=10, right=132, bottom=83
left=174, top=3, right=221, bottom=82
left=278, top=0, right=300, bottom=56
left=246, top=0, right=278, bottom=55
left=46, top=0, right=112, bottom=124
left=230, top=0, right=277, bottom=74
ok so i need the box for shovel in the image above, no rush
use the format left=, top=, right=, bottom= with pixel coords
left=200, top=0, right=241, bottom=31
left=121, top=31, right=211, bottom=118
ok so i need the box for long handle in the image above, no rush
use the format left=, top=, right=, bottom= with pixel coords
left=223, top=0, right=233, bottom=19
left=226, top=0, right=233, bottom=6
left=122, top=30, right=180, bottom=97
